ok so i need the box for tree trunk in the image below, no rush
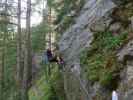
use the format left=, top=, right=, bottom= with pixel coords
left=0, top=1, right=8, bottom=99
left=48, top=7, right=52, bottom=50
left=22, top=0, right=32, bottom=99
left=0, top=49, right=2, bottom=100
left=0, top=48, right=5, bottom=100
left=16, top=0, right=24, bottom=99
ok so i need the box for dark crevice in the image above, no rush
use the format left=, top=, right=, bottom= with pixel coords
left=123, top=54, right=133, bottom=65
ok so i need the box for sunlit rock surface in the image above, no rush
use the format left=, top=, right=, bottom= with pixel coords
left=59, top=0, right=116, bottom=100
left=117, top=39, right=133, bottom=100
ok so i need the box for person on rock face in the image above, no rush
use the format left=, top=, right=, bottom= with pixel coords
left=44, top=47, right=65, bottom=70
left=46, top=48, right=53, bottom=61
left=46, top=48, right=58, bottom=62
left=112, top=90, right=118, bottom=100
left=57, top=55, right=65, bottom=70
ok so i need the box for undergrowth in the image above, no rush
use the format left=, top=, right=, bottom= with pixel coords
left=29, top=64, right=66, bottom=100
left=81, top=32, right=128, bottom=89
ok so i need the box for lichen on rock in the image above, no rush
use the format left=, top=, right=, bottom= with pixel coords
left=57, top=0, right=133, bottom=100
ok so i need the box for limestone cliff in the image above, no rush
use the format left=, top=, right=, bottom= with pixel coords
left=59, top=0, right=133, bottom=100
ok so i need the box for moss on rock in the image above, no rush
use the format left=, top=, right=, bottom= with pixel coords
left=80, top=31, right=128, bottom=89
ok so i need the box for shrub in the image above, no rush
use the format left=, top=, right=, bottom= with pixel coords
left=80, top=31, right=127, bottom=87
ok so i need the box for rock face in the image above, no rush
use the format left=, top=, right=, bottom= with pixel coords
left=59, top=0, right=116, bottom=64
left=131, top=16, right=133, bottom=31
left=117, top=40, right=133, bottom=62
left=59, top=0, right=116, bottom=100
left=58, top=0, right=133, bottom=100
left=117, top=40, right=133, bottom=100
left=109, top=22, right=121, bottom=32
left=90, top=16, right=112, bottom=32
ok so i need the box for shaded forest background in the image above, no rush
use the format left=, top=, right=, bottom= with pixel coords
left=0, top=0, right=85, bottom=100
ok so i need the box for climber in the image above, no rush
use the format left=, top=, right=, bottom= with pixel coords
left=57, top=55, right=65, bottom=70
left=43, top=45, right=65, bottom=70
left=46, top=48, right=58, bottom=62
left=46, top=48, right=52, bottom=60
left=53, top=45, right=65, bottom=70
left=112, top=90, right=118, bottom=100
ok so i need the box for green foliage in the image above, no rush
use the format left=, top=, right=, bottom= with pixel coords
left=0, top=32, right=17, bottom=100
left=81, top=32, right=128, bottom=88
left=29, top=64, right=66, bottom=100
left=99, top=71, right=113, bottom=87
left=50, top=68, right=66, bottom=100
left=91, top=32, right=128, bottom=51
left=60, top=16, right=74, bottom=32
left=50, top=0, right=85, bottom=32
left=31, top=22, right=49, bottom=52
left=0, top=20, right=50, bottom=100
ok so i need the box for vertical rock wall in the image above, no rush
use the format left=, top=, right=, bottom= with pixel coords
left=117, top=40, right=133, bottom=100
left=59, top=0, right=116, bottom=100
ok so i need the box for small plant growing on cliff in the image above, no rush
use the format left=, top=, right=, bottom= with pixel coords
left=80, top=31, right=127, bottom=87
